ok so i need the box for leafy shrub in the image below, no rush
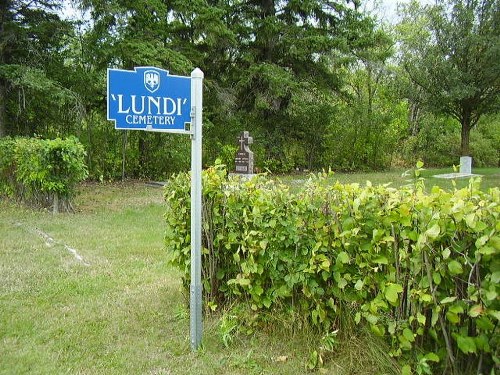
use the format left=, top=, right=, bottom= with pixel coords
left=165, top=165, right=499, bottom=373
left=0, top=137, right=17, bottom=197
left=0, top=136, right=88, bottom=211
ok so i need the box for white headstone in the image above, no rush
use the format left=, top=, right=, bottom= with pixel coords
left=460, top=156, right=472, bottom=175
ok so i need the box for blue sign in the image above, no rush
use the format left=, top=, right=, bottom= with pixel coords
left=107, top=67, right=191, bottom=132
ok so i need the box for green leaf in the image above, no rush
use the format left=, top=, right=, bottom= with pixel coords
left=372, top=255, right=388, bottom=264
left=252, top=285, right=264, bottom=296
left=478, top=246, right=496, bottom=255
left=385, top=283, right=403, bottom=304
left=431, top=307, right=440, bottom=327
left=449, top=304, right=464, bottom=314
left=307, top=350, right=318, bottom=370
left=469, top=305, right=483, bottom=318
left=485, top=289, right=497, bottom=301
left=446, top=311, right=460, bottom=324
left=424, top=352, right=440, bottom=362
left=425, top=223, right=440, bottom=239
left=388, top=321, right=396, bottom=335
left=354, top=312, right=361, bottom=324
left=465, top=213, right=476, bottom=229
left=440, top=296, right=457, bottom=304
left=420, top=294, right=432, bottom=303
left=262, top=297, right=272, bottom=308
left=491, top=271, right=500, bottom=284
left=488, top=310, right=500, bottom=321
left=236, top=278, right=251, bottom=286
left=442, top=248, right=451, bottom=259
left=456, top=335, right=477, bottom=354
left=371, top=324, right=385, bottom=336
left=476, top=316, right=494, bottom=330
left=401, top=365, right=412, bottom=375
left=259, top=239, right=268, bottom=250
left=417, top=312, right=426, bottom=325
left=447, top=260, right=463, bottom=275
left=432, top=271, right=442, bottom=285
left=336, top=251, right=350, bottom=264
left=475, top=235, right=489, bottom=248
left=403, top=328, right=415, bottom=342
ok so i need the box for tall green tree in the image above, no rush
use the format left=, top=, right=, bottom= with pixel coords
left=0, top=0, right=81, bottom=137
left=397, top=0, right=500, bottom=156
left=220, top=0, right=372, bottom=170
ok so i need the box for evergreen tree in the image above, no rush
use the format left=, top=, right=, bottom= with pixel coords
left=0, top=0, right=80, bottom=137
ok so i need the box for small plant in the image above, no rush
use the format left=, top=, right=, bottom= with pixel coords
left=306, top=330, right=339, bottom=371
left=402, top=160, right=426, bottom=189
left=219, top=313, right=239, bottom=348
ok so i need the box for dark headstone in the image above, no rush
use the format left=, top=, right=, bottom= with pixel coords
left=235, top=131, right=254, bottom=174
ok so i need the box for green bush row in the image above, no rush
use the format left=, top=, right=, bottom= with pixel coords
left=0, top=136, right=88, bottom=211
left=165, top=165, right=499, bottom=373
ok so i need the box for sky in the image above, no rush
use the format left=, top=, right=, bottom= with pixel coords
left=365, top=0, right=435, bottom=23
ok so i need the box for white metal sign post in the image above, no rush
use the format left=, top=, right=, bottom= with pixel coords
left=190, top=68, right=203, bottom=350
left=107, top=66, right=204, bottom=351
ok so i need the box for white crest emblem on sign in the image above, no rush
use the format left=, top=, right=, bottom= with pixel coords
left=144, top=70, right=160, bottom=93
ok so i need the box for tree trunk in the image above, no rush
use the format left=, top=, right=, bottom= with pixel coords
left=0, top=1, right=7, bottom=138
left=460, top=114, right=471, bottom=157
left=138, top=132, right=147, bottom=177
left=121, top=131, right=128, bottom=181
left=259, top=0, right=276, bottom=61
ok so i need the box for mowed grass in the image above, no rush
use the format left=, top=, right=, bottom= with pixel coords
left=277, top=167, right=500, bottom=192
left=1, top=183, right=182, bottom=374
left=3, top=181, right=379, bottom=375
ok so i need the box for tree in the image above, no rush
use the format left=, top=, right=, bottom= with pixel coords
left=225, top=0, right=372, bottom=170
left=76, top=0, right=374, bottom=173
left=397, top=0, right=500, bottom=157
left=0, top=0, right=81, bottom=138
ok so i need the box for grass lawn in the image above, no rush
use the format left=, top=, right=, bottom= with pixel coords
left=276, top=167, right=500, bottom=192
left=1, top=181, right=400, bottom=375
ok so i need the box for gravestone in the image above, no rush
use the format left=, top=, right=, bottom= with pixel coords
left=460, top=156, right=472, bottom=175
left=235, top=131, right=254, bottom=175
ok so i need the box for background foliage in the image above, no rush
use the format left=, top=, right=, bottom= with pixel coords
left=0, top=0, right=498, bottom=178
left=165, top=165, right=500, bottom=373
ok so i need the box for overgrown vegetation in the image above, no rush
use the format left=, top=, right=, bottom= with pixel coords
left=1, top=1, right=498, bottom=178
left=165, top=165, right=500, bottom=373
left=2, top=181, right=396, bottom=375
left=0, top=136, right=88, bottom=212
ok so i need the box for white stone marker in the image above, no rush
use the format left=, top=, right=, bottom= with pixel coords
left=460, top=156, right=472, bottom=175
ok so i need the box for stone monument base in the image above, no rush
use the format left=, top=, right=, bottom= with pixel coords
left=228, top=172, right=257, bottom=180
left=433, top=172, right=482, bottom=179
left=433, top=156, right=480, bottom=179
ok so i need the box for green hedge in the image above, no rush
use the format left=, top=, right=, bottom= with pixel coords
left=165, top=165, right=499, bottom=373
left=0, top=136, right=88, bottom=212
